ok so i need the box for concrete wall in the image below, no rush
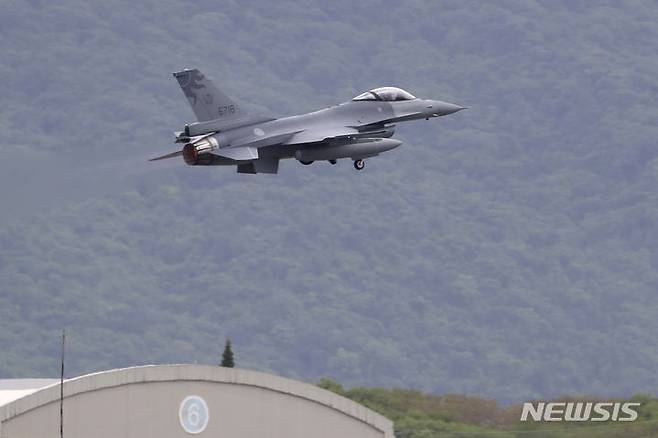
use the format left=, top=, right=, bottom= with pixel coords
left=0, top=365, right=394, bottom=438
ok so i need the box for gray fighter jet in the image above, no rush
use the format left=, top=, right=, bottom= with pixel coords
left=151, top=68, right=465, bottom=173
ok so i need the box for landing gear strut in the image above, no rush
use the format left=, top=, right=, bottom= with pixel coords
left=353, top=159, right=365, bottom=170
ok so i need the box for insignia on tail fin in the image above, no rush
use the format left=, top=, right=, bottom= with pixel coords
left=173, top=69, right=244, bottom=122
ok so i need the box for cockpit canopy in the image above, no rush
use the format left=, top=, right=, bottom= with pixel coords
left=352, top=87, right=417, bottom=102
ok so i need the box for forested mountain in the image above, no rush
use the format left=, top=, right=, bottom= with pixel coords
left=1, top=1, right=657, bottom=403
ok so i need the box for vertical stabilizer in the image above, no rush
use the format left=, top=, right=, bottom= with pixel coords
left=173, top=69, right=244, bottom=122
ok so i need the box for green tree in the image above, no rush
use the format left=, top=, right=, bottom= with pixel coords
left=317, top=378, right=345, bottom=395
left=220, top=339, right=235, bottom=368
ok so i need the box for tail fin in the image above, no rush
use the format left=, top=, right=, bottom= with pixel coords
left=173, top=69, right=244, bottom=122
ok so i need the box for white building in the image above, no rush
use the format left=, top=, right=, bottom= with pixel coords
left=0, top=364, right=393, bottom=438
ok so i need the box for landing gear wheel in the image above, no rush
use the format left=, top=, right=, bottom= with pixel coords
left=353, top=159, right=365, bottom=170
left=299, top=160, right=314, bottom=165
left=329, top=159, right=337, bottom=165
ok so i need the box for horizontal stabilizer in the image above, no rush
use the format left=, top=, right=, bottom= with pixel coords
left=149, top=150, right=183, bottom=161
left=215, top=146, right=259, bottom=161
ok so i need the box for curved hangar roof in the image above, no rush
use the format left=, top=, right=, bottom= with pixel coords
left=0, top=364, right=394, bottom=438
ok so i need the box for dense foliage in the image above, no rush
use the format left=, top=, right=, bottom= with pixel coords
left=0, top=1, right=657, bottom=403
left=319, top=379, right=658, bottom=438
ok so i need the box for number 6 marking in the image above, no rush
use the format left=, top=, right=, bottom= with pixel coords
left=188, top=403, right=200, bottom=426
left=179, top=395, right=209, bottom=434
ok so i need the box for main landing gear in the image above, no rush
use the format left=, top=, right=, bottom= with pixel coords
left=299, top=160, right=314, bottom=165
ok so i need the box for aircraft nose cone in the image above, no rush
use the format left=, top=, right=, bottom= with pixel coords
left=430, top=100, right=466, bottom=116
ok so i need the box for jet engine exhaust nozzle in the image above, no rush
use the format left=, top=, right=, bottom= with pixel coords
left=183, top=136, right=220, bottom=165
left=182, top=143, right=199, bottom=165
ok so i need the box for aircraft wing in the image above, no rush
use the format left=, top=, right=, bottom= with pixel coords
left=184, top=115, right=276, bottom=137
left=213, top=131, right=303, bottom=161
left=282, top=127, right=359, bottom=145
left=282, top=126, right=396, bottom=145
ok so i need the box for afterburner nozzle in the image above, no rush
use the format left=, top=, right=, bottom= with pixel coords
left=182, top=136, right=220, bottom=165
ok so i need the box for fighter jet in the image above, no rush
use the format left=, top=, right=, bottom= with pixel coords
left=150, top=69, right=465, bottom=174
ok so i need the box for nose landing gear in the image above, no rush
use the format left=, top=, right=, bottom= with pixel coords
left=353, top=159, right=365, bottom=170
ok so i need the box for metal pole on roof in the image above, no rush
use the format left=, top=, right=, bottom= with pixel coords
left=60, top=329, right=65, bottom=438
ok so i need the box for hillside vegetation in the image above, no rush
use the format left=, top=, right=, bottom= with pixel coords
left=0, top=1, right=657, bottom=403
left=319, top=379, right=658, bottom=438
